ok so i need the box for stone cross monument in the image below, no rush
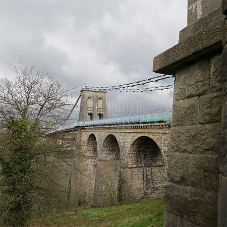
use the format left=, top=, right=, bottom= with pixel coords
left=153, top=0, right=226, bottom=226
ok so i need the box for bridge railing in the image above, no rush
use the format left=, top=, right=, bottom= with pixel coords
left=53, top=109, right=172, bottom=132
left=75, top=109, right=172, bottom=127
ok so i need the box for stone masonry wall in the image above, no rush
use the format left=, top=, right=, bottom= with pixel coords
left=121, top=165, right=166, bottom=203
left=74, top=123, right=170, bottom=207
left=79, top=89, right=108, bottom=121
left=165, top=52, right=222, bottom=227
left=218, top=12, right=227, bottom=226
left=153, top=0, right=225, bottom=225
left=93, top=160, right=120, bottom=207
left=188, top=0, right=222, bottom=25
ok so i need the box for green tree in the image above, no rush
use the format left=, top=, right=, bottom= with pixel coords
left=0, top=65, right=76, bottom=226
left=0, top=108, right=38, bottom=226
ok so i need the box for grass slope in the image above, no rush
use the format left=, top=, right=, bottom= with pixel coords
left=30, top=199, right=164, bottom=227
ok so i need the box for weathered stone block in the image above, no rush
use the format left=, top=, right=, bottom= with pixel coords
left=173, top=69, right=187, bottom=101
left=221, top=96, right=227, bottom=129
left=189, top=154, right=219, bottom=191
left=185, top=59, right=210, bottom=91
left=221, top=45, right=227, bottom=81
left=174, top=59, right=210, bottom=101
left=153, top=20, right=223, bottom=75
left=188, top=0, right=222, bottom=25
left=198, top=91, right=222, bottom=124
left=219, top=129, right=227, bottom=176
left=172, top=97, right=199, bottom=126
left=210, top=53, right=222, bottom=92
left=167, top=153, right=189, bottom=185
left=170, top=124, right=221, bottom=154
left=173, top=86, right=187, bottom=102
left=164, top=211, right=203, bottom=227
left=167, top=153, right=219, bottom=191
left=218, top=174, right=227, bottom=227
left=222, top=18, right=227, bottom=46
left=180, top=6, right=224, bottom=42
left=165, top=183, right=218, bottom=226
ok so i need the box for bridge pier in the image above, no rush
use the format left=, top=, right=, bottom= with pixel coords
left=154, top=0, right=226, bottom=226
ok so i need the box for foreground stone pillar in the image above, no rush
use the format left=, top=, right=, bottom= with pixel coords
left=153, top=0, right=226, bottom=226
left=218, top=7, right=227, bottom=227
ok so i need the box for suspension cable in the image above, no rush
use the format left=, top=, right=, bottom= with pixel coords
left=64, top=93, right=81, bottom=121
left=66, top=74, right=174, bottom=121
left=83, top=74, right=173, bottom=91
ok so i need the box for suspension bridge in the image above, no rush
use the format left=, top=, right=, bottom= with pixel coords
left=54, top=74, right=174, bottom=206
left=37, top=72, right=175, bottom=209
left=56, top=74, right=174, bottom=131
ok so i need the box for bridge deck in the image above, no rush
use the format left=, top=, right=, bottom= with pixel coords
left=79, top=111, right=171, bottom=126
left=55, top=110, right=172, bottom=132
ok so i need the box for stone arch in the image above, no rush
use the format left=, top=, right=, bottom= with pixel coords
left=129, top=134, right=163, bottom=157
left=123, top=136, right=165, bottom=202
left=131, top=136, right=163, bottom=167
left=102, top=134, right=120, bottom=160
left=93, top=134, right=121, bottom=207
left=87, top=133, right=97, bottom=157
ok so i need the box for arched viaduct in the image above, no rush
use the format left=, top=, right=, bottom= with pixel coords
left=73, top=122, right=170, bottom=207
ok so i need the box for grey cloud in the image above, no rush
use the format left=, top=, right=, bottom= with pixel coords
left=0, top=0, right=187, bottom=118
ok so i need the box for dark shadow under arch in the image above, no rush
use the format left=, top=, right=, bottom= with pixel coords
left=102, top=134, right=120, bottom=160
left=87, top=134, right=97, bottom=156
left=131, top=136, right=163, bottom=167
left=124, top=136, right=165, bottom=201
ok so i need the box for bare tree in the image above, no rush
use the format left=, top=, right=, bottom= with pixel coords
left=0, top=65, right=76, bottom=132
left=0, top=65, right=77, bottom=226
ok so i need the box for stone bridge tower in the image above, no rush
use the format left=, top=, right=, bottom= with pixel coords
left=79, top=88, right=108, bottom=121
left=154, top=0, right=226, bottom=226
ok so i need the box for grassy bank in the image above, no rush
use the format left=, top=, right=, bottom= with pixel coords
left=30, top=198, right=164, bottom=227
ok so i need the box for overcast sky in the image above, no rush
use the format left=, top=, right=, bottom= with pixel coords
left=0, top=0, right=188, bottom=119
